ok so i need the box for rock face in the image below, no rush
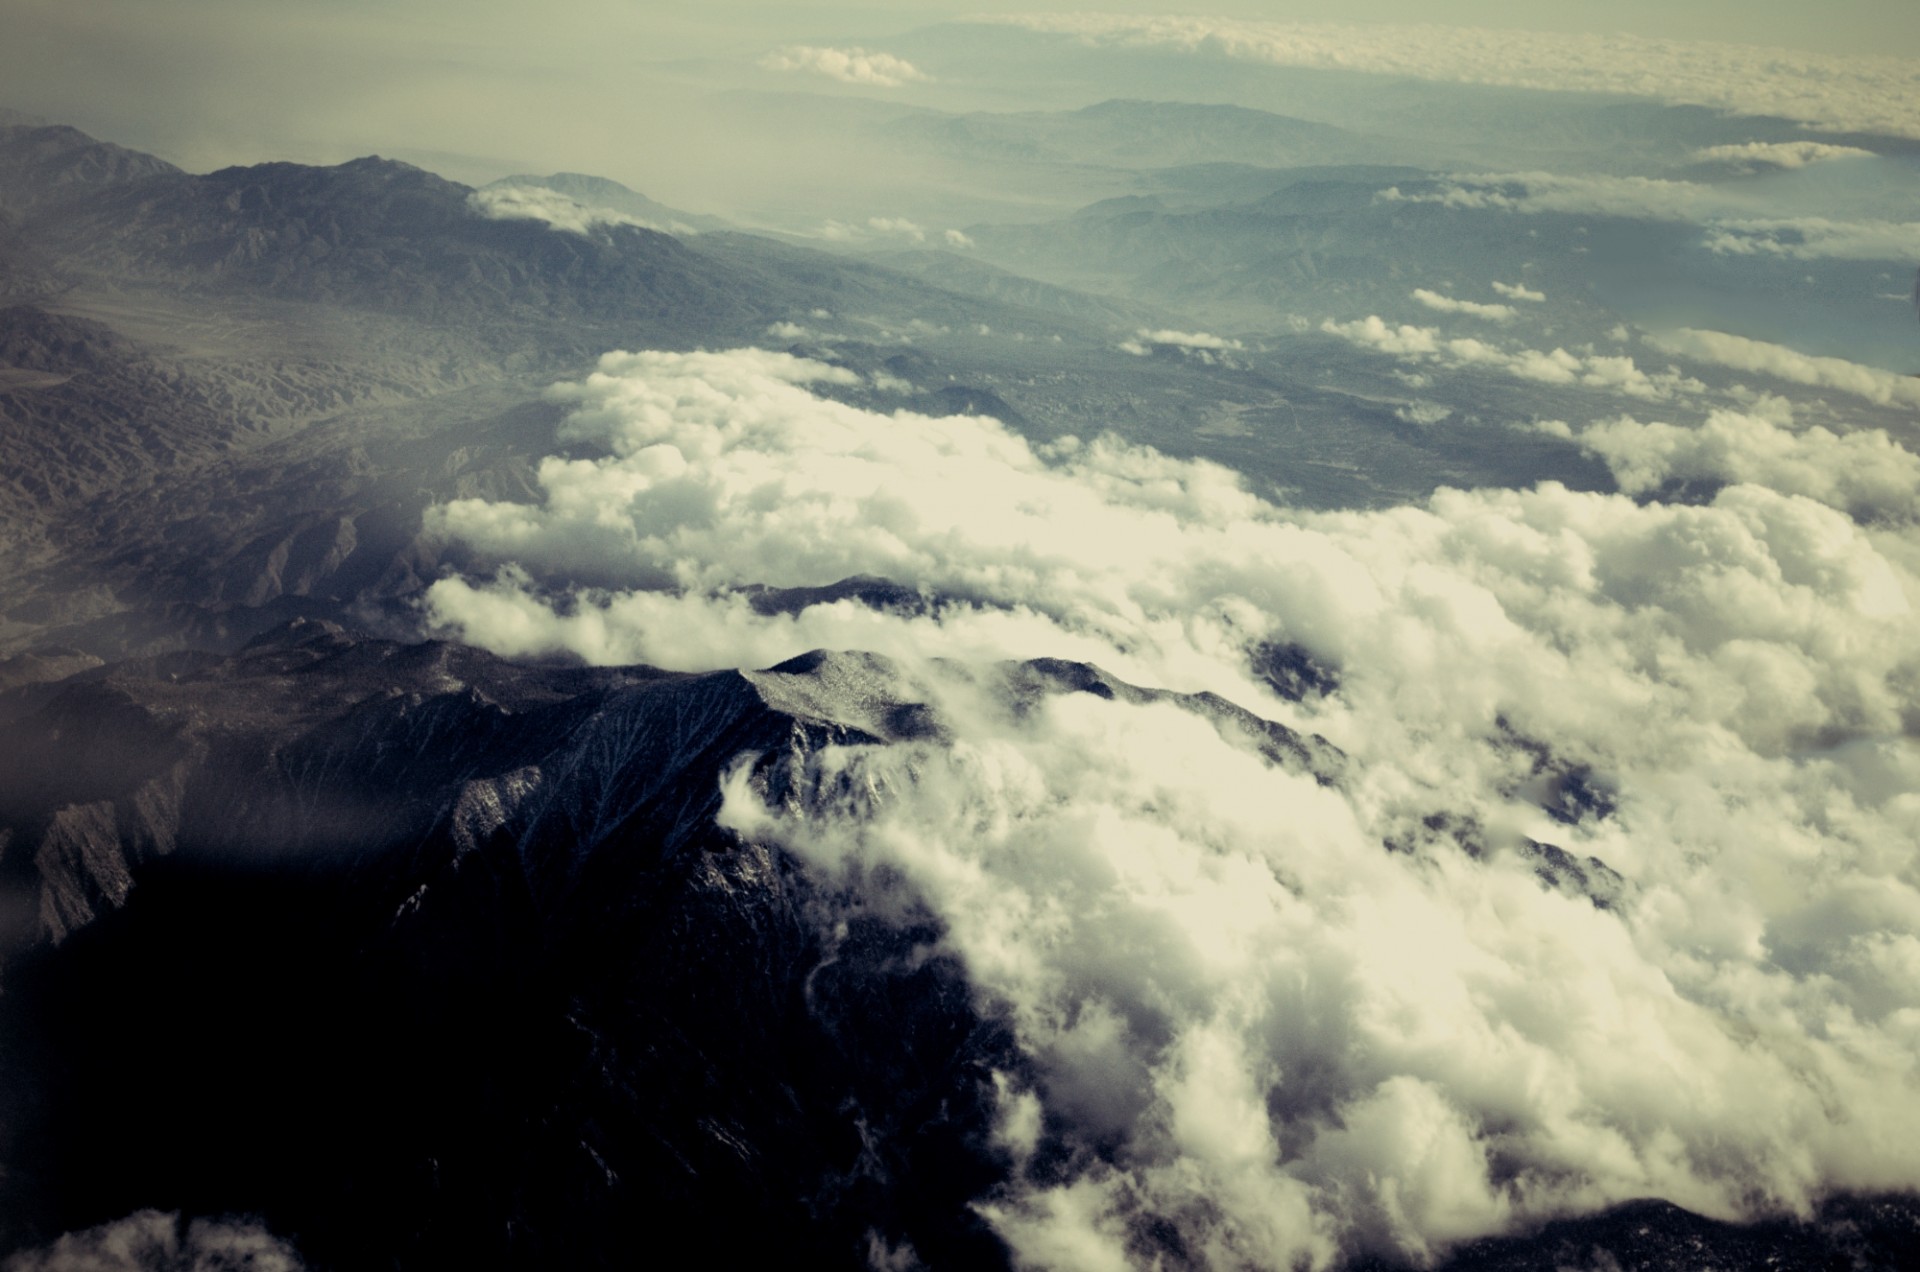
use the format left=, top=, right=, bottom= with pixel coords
left=0, top=622, right=1343, bottom=1269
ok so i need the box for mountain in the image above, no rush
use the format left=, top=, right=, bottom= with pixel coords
left=0, top=125, right=1168, bottom=665
left=0, top=123, right=182, bottom=216
left=2, top=621, right=1914, bottom=1270
left=17, top=153, right=760, bottom=329
left=885, top=98, right=1405, bottom=172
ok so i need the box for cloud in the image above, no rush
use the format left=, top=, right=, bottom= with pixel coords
left=1379, top=174, right=1920, bottom=263
left=1550, top=408, right=1920, bottom=521
left=759, top=45, right=929, bottom=88
left=466, top=186, right=657, bottom=237
left=1412, top=289, right=1516, bottom=322
left=974, top=15, right=1920, bottom=140
left=1691, top=141, right=1880, bottom=170
left=1703, top=217, right=1920, bottom=262
left=1491, top=281, right=1546, bottom=303
left=425, top=346, right=1920, bottom=1266
left=1647, top=328, right=1920, bottom=408
left=1320, top=315, right=1703, bottom=400
left=1118, top=329, right=1246, bottom=363
left=1396, top=401, right=1453, bottom=426
left=944, top=229, right=976, bottom=249
left=817, top=216, right=937, bottom=244
left=2, top=1210, right=304, bottom=1271
left=866, top=216, right=925, bottom=241
left=1378, top=172, right=1725, bottom=221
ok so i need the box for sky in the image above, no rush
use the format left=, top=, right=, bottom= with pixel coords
left=4, top=0, right=1919, bottom=185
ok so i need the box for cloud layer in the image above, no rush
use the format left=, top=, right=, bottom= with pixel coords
left=1378, top=173, right=1920, bottom=263
left=424, top=347, right=1920, bottom=1267
left=1544, top=407, right=1920, bottom=521
left=978, top=14, right=1920, bottom=139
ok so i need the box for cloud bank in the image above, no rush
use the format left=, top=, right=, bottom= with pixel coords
left=1545, top=408, right=1920, bottom=522
left=424, top=346, right=1920, bottom=1267
left=1320, top=315, right=1701, bottom=400
left=1690, top=141, right=1880, bottom=170
left=1379, top=173, right=1920, bottom=263
left=977, top=14, right=1920, bottom=140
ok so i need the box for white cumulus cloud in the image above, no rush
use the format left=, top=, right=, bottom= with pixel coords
left=1321, top=315, right=1702, bottom=400
left=423, top=346, right=1920, bottom=1268
left=1648, top=328, right=1920, bottom=409
left=1119, top=329, right=1246, bottom=362
left=1550, top=408, right=1920, bottom=522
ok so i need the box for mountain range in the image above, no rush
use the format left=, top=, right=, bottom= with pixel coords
left=2, top=115, right=1918, bottom=1270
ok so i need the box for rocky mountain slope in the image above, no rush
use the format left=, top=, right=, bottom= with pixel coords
left=0, top=622, right=1339, bottom=1268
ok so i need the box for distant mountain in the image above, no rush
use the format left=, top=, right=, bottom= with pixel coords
left=885, top=98, right=1410, bottom=172
left=0, top=123, right=180, bottom=215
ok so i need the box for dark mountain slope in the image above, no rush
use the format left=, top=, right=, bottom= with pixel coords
left=20, top=155, right=760, bottom=333
left=0, top=625, right=1341, bottom=1269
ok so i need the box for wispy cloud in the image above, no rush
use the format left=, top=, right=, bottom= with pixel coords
left=1690, top=141, right=1879, bottom=170
left=467, top=186, right=658, bottom=237
left=1412, top=289, right=1516, bottom=322
left=1381, top=173, right=1920, bottom=262
left=1491, top=281, right=1546, bottom=302
left=760, top=45, right=929, bottom=88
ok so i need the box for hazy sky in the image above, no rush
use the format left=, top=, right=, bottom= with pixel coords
left=4, top=1, right=1917, bottom=194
